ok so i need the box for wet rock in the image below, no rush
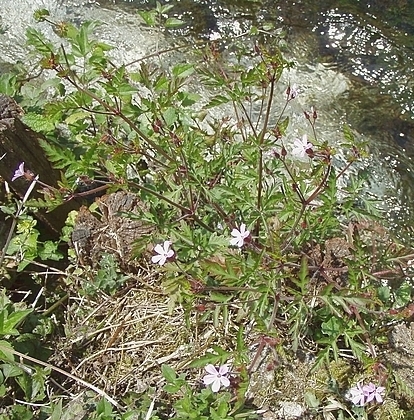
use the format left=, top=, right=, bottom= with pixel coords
left=384, top=322, right=414, bottom=403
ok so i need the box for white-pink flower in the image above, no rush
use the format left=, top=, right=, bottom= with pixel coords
left=151, top=240, right=174, bottom=265
left=349, top=382, right=365, bottom=406
left=291, top=135, right=313, bottom=159
left=12, top=162, right=26, bottom=181
left=348, top=382, right=385, bottom=406
left=229, top=223, right=250, bottom=248
left=363, top=382, right=385, bottom=404
left=203, top=364, right=230, bottom=392
left=286, top=84, right=299, bottom=100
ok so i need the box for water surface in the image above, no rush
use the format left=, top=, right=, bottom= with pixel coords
left=1, top=0, right=413, bottom=241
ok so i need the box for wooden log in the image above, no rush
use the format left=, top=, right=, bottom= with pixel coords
left=0, top=94, right=80, bottom=238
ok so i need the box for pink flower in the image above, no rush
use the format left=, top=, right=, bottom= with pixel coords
left=203, top=364, right=230, bottom=392
left=11, top=162, right=26, bottom=181
left=349, top=382, right=365, bottom=406
left=363, top=382, right=385, bottom=404
left=151, top=240, right=174, bottom=265
left=229, top=223, right=250, bottom=248
left=348, top=382, right=385, bottom=406
left=286, top=84, right=299, bottom=100
left=291, top=135, right=313, bottom=159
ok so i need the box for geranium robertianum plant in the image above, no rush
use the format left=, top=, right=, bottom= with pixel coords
left=1, top=6, right=414, bottom=418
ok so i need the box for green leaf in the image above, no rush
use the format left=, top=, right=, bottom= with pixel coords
left=138, top=10, right=157, bottom=26
left=21, top=113, right=55, bottom=133
left=2, top=363, right=23, bottom=379
left=209, top=292, right=231, bottom=303
left=38, top=241, right=63, bottom=261
left=395, top=281, right=412, bottom=307
left=298, top=254, right=308, bottom=285
left=187, top=353, right=222, bottom=369
left=29, top=366, right=49, bottom=401
left=164, top=383, right=183, bottom=393
left=33, top=8, right=50, bottom=22
left=75, top=25, right=90, bottom=56
left=0, top=73, right=17, bottom=96
left=0, top=205, right=15, bottom=215
left=50, top=399, right=63, bottom=420
left=165, top=17, right=184, bottom=28
left=96, top=398, right=113, bottom=416
left=215, top=399, right=230, bottom=418
left=39, top=139, right=76, bottom=168
left=0, top=309, right=32, bottom=336
left=304, top=391, right=320, bottom=408
left=157, top=2, right=174, bottom=14
left=277, top=116, right=289, bottom=136
left=163, top=107, right=177, bottom=127
left=178, top=92, right=201, bottom=107
left=26, top=27, right=54, bottom=54
left=262, top=23, right=274, bottom=31
left=0, top=340, right=14, bottom=362
left=172, top=63, right=195, bottom=79
left=65, top=111, right=90, bottom=125
left=320, top=316, right=342, bottom=338
left=309, top=346, right=331, bottom=374
left=205, top=95, right=231, bottom=108
left=343, top=124, right=355, bottom=144
left=161, top=364, right=177, bottom=383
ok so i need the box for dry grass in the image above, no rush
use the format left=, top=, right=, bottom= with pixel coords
left=48, top=264, right=251, bottom=408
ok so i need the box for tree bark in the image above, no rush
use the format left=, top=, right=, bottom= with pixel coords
left=0, top=94, right=80, bottom=239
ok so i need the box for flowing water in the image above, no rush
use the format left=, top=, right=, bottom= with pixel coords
left=1, top=0, right=414, bottom=242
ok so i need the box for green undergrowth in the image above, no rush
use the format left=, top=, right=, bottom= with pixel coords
left=0, top=3, right=413, bottom=419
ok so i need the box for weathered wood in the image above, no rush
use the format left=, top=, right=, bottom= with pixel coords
left=0, top=94, right=80, bottom=237
left=72, top=191, right=153, bottom=269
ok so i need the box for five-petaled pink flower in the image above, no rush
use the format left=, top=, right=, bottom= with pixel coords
left=151, top=240, right=174, bottom=266
left=230, top=223, right=250, bottom=248
left=348, top=382, right=385, bottom=406
left=349, top=382, right=365, bottom=406
left=291, top=135, right=313, bottom=159
left=363, top=382, right=385, bottom=404
left=203, top=364, right=230, bottom=392
left=12, top=162, right=26, bottom=181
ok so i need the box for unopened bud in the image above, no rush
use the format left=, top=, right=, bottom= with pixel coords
left=286, top=85, right=298, bottom=100
left=306, top=148, right=314, bottom=158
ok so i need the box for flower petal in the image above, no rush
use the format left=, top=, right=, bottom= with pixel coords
left=166, top=249, right=174, bottom=259
left=231, top=228, right=240, bottom=237
left=203, top=374, right=217, bottom=386
left=218, top=365, right=229, bottom=375
left=162, top=241, right=172, bottom=253
left=204, top=364, right=218, bottom=375
left=242, top=230, right=250, bottom=239
left=11, top=162, right=25, bottom=181
left=211, top=378, right=221, bottom=392
left=365, top=393, right=375, bottom=403
left=220, top=376, right=230, bottom=388
left=351, top=395, right=365, bottom=406
left=229, top=237, right=242, bottom=247
left=363, top=383, right=375, bottom=394
left=154, top=244, right=165, bottom=255
left=151, top=254, right=165, bottom=265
